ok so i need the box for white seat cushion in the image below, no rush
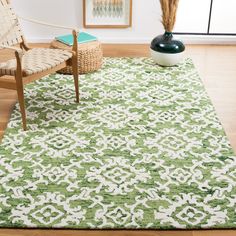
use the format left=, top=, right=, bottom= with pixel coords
left=0, top=48, right=72, bottom=76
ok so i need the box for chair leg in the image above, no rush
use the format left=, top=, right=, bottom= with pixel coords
left=72, top=57, right=79, bottom=103
left=15, top=78, right=27, bottom=131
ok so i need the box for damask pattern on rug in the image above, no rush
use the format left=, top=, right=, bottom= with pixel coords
left=0, top=58, right=236, bottom=229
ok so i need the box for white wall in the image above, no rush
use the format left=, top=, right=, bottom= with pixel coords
left=11, top=0, right=163, bottom=43
left=11, top=0, right=236, bottom=44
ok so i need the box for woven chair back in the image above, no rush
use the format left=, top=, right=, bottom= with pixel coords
left=0, top=0, right=24, bottom=46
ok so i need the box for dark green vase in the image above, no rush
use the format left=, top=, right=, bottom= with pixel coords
left=150, top=31, right=185, bottom=66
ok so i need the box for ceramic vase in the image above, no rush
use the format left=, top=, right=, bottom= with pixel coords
left=150, top=31, right=185, bottom=67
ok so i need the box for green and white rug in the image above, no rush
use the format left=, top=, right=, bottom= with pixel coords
left=0, top=58, right=236, bottom=229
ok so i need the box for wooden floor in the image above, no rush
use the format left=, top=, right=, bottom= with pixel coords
left=0, top=44, right=236, bottom=236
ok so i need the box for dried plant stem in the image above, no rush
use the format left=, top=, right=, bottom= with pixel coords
left=160, top=0, right=179, bottom=32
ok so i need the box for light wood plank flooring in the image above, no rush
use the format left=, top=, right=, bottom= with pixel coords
left=0, top=44, right=236, bottom=236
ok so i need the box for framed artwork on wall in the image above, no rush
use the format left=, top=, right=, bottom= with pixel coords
left=83, top=0, right=132, bottom=28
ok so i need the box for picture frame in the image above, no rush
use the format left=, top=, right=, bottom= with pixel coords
left=83, top=0, right=132, bottom=28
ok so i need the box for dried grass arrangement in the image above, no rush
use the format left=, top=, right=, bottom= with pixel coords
left=160, top=0, right=180, bottom=32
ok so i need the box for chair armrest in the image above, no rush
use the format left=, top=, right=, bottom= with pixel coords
left=18, top=15, right=79, bottom=32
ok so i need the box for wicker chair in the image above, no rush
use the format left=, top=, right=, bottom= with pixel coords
left=0, top=0, right=79, bottom=130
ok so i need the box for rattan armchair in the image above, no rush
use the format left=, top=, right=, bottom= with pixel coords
left=0, top=0, right=79, bottom=130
